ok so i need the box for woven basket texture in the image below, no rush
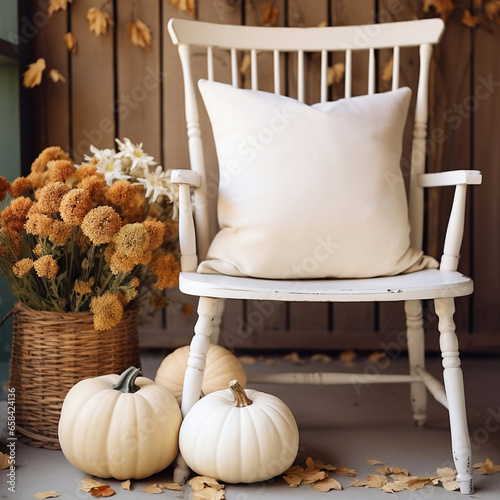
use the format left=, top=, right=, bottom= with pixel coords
left=8, top=301, right=141, bottom=449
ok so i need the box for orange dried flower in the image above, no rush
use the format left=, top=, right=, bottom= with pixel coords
left=49, top=220, right=73, bottom=246
left=78, top=174, right=107, bottom=204
left=106, top=180, right=137, bottom=208
left=150, top=294, right=166, bottom=309
left=130, top=277, right=140, bottom=288
left=114, top=223, right=150, bottom=258
left=36, top=182, right=70, bottom=215
left=26, top=171, right=47, bottom=190
left=143, top=219, right=165, bottom=251
left=59, top=188, right=93, bottom=225
left=90, top=291, right=124, bottom=330
left=33, top=255, right=59, bottom=278
left=25, top=213, right=53, bottom=238
left=0, top=196, right=33, bottom=233
left=163, top=218, right=179, bottom=243
left=33, top=242, right=43, bottom=256
left=31, top=146, right=69, bottom=174
left=0, top=226, right=22, bottom=256
left=13, top=258, right=34, bottom=277
left=150, top=252, right=180, bottom=290
left=81, top=206, right=122, bottom=245
left=8, top=177, right=32, bottom=197
left=109, top=252, right=137, bottom=274
left=72, top=279, right=93, bottom=295
left=0, top=176, right=11, bottom=202
left=48, top=159, right=76, bottom=183
left=75, top=163, right=97, bottom=182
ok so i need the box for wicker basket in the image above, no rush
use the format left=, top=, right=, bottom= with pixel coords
left=8, top=301, right=141, bottom=449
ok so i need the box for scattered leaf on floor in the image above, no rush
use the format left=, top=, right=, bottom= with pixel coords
left=141, top=484, right=163, bottom=494
left=189, top=476, right=225, bottom=491
left=192, top=489, right=226, bottom=500
left=366, top=459, right=385, bottom=465
left=473, top=458, right=500, bottom=474
left=339, top=349, right=357, bottom=367
left=310, top=353, right=332, bottom=363
left=368, top=351, right=390, bottom=366
left=80, top=479, right=108, bottom=492
left=157, top=482, right=183, bottom=491
left=350, top=474, right=388, bottom=488
left=120, top=480, right=131, bottom=490
left=284, top=351, right=306, bottom=364
left=0, top=452, right=11, bottom=469
left=33, top=492, right=60, bottom=499
left=305, top=457, right=336, bottom=471
left=376, top=465, right=408, bottom=476
left=407, top=476, right=432, bottom=491
left=90, top=485, right=115, bottom=497
left=282, top=474, right=302, bottom=487
left=333, top=467, right=357, bottom=477
left=311, top=476, right=342, bottom=492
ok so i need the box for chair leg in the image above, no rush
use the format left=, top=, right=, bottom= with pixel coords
left=435, top=297, right=473, bottom=495
left=174, top=296, right=220, bottom=485
left=405, top=300, right=427, bottom=426
left=210, top=298, right=225, bottom=345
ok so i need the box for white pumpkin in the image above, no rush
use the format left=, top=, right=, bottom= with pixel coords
left=155, top=344, right=247, bottom=403
left=179, top=380, right=299, bottom=483
left=58, top=366, right=182, bottom=480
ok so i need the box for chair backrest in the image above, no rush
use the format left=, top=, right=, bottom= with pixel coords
left=168, top=18, right=445, bottom=262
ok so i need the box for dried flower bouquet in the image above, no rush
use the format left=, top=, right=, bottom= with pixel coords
left=0, top=139, right=180, bottom=330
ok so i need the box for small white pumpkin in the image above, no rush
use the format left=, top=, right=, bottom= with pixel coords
left=179, top=380, right=299, bottom=483
left=58, top=366, right=182, bottom=480
left=155, top=344, right=247, bottom=403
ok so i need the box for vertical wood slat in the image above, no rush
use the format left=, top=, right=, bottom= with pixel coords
left=368, top=47, right=376, bottom=95
left=297, top=50, right=305, bottom=102
left=207, top=46, right=214, bottom=81
left=345, top=49, right=352, bottom=98
left=392, top=46, right=400, bottom=91
left=320, top=49, right=328, bottom=103
left=274, top=50, right=281, bottom=94
left=231, top=48, right=238, bottom=87
left=251, top=49, right=258, bottom=90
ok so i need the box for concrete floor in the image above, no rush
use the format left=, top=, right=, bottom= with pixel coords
left=1, top=350, right=500, bottom=499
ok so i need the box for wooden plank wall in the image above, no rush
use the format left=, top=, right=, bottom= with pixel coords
left=28, top=0, right=500, bottom=353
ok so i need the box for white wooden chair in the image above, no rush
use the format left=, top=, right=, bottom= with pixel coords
left=167, top=17, right=481, bottom=494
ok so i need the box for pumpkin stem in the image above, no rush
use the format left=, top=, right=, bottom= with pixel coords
left=112, top=366, right=141, bottom=394
left=229, top=379, right=252, bottom=407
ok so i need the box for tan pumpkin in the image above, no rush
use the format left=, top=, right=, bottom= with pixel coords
left=155, top=344, right=247, bottom=403
left=58, top=367, right=181, bottom=480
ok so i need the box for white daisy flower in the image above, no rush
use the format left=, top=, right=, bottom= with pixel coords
left=135, top=165, right=174, bottom=203
left=83, top=145, right=131, bottom=186
left=115, top=137, right=156, bottom=172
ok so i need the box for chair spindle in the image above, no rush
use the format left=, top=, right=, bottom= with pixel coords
left=345, top=49, right=352, bottom=98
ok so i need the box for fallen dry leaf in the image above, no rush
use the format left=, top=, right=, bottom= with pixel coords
left=192, top=489, right=226, bottom=500
left=366, top=459, right=385, bottom=465
left=406, top=476, right=432, bottom=491
left=376, top=465, right=409, bottom=476
left=305, top=457, right=336, bottom=471
left=0, top=452, right=11, bottom=469
left=282, top=474, right=302, bottom=487
left=170, top=0, right=195, bottom=16
left=141, top=484, right=163, bottom=494
left=48, top=0, right=72, bottom=17
left=473, top=458, right=500, bottom=474
left=327, top=62, right=345, bottom=85
left=310, top=353, right=332, bottom=363
left=311, top=476, right=342, bottom=491
left=49, top=69, right=65, bottom=83
left=63, top=32, right=77, bottom=54
left=284, top=351, right=306, bottom=364
left=156, top=482, right=183, bottom=491
left=189, top=476, right=225, bottom=491
left=350, top=474, right=387, bottom=488
left=128, top=19, right=152, bottom=49
left=339, top=349, right=357, bottom=366
left=368, top=351, right=390, bottom=366
left=120, top=480, right=131, bottom=490
left=462, top=9, right=481, bottom=27
left=334, top=467, right=357, bottom=477
left=485, top=0, right=500, bottom=24
left=381, top=481, right=407, bottom=493
left=238, top=354, right=255, bottom=364
left=262, top=1, right=278, bottom=26
left=90, top=485, right=115, bottom=498
left=33, top=492, right=60, bottom=499
left=87, top=7, right=114, bottom=37
left=80, top=479, right=109, bottom=492
left=23, top=58, right=46, bottom=88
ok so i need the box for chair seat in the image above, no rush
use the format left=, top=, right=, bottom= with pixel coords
left=179, top=269, right=473, bottom=302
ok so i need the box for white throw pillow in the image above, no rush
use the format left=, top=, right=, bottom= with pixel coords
left=197, top=79, right=437, bottom=279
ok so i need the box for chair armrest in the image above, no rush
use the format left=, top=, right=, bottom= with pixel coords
left=171, top=169, right=202, bottom=187
left=418, top=170, right=481, bottom=272
left=170, top=170, right=201, bottom=272
left=418, top=170, right=482, bottom=188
